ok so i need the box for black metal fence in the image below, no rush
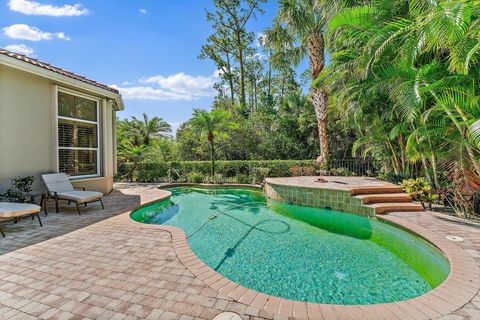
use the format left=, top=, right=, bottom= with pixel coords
left=329, top=159, right=376, bottom=176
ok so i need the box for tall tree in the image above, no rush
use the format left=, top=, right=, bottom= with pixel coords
left=199, top=28, right=236, bottom=108
left=190, top=109, right=238, bottom=176
left=204, top=0, right=265, bottom=112
left=265, top=0, right=332, bottom=167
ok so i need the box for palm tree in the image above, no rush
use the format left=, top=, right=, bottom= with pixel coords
left=265, top=0, right=344, bottom=167
left=117, top=143, right=147, bottom=181
left=190, top=109, right=237, bottom=177
left=131, top=113, right=171, bottom=146
left=327, top=0, right=480, bottom=176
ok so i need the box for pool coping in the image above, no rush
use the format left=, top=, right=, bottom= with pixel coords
left=129, top=187, right=480, bottom=320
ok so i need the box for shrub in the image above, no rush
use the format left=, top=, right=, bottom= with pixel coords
left=117, top=160, right=384, bottom=183
left=303, top=166, right=316, bottom=176
left=329, top=167, right=356, bottom=176
left=2, top=175, right=35, bottom=202
left=236, top=174, right=252, bottom=184
left=186, top=172, right=205, bottom=183
left=378, top=171, right=410, bottom=185
left=289, top=165, right=303, bottom=176
left=401, top=178, right=439, bottom=210
left=252, top=167, right=271, bottom=184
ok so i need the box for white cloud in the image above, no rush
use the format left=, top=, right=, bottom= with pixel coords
left=255, top=32, right=266, bottom=47
left=112, top=71, right=219, bottom=101
left=56, top=32, right=70, bottom=40
left=252, top=52, right=268, bottom=61
left=110, top=85, right=193, bottom=101
left=3, top=24, right=70, bottom=41
left=4, top=43, right=34, bottom=56
left=139, top=8, right=147, bottom=14
left=140, top=72, right=218, bottom=97
left=8, top=0, right=89, bottom=16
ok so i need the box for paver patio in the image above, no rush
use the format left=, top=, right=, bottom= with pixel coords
left=0, top=184, right=479, bottom=319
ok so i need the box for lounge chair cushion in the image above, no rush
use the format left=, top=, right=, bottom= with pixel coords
left=41, top=173, right=74, bottom=193
left=0, top=202, right=41, bottom=219
left=56, top=191, right=103, bottom=203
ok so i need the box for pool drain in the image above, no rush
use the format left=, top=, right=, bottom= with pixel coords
left=446, top=235, right=464, bottom=242
left=213, top=312, right=242, bottom=320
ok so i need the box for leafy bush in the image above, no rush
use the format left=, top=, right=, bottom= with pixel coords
left=378, top=171, right=410, bottom=185
left=289, top=165, right=303, bottom=176
left=303, top=166, right=316, bottom=176
left=401, top=178, right=439, bottom=210
left=2, top=175, right=35, bottom=202
left=186, top=172, right=205, bottom=183
left=236, top=174, right=252, bottom=184
left=329, top=167, right=356, bottom=176
left=13, top=176, right=34, bottom=193
left=116, top=159, right=373, bottom=183
left=117, top=160, right=322, bottom=182
left=252, top=167, right=271, bottom=184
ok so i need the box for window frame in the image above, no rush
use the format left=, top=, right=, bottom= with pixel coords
left=56, top=87, right=101, bottom=179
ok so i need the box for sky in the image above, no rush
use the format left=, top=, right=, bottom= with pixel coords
left=0, top=0, right=281, bottom=132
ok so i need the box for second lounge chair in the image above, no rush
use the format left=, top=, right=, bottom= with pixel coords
left=41, top=173, right=104, bottom=215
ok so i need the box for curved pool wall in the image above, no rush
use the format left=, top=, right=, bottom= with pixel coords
left=269, top=201, right=449, bottom=288
left=130, top=186, right=450, bottom=305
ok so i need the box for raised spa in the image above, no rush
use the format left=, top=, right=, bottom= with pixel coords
left=131, top=187, right=449, bottom=305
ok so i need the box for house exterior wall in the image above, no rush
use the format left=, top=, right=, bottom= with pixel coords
left=0, top=65, right=117, bottom=194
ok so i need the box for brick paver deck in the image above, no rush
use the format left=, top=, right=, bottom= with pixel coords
left=0, top=184, right=479, bottom=320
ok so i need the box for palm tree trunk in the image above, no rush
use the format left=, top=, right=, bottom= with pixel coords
left=399, top=133, right=406, bottom=174
left=210, top=140, right=215, bottom=177
left=421, top=156, right=432, bottom=183
left=431, top=153, right=440, bottom=189
left=386, top=141, right=401, bottom=174
left=308, top=32, right=329, bottom=167
left=312, top=88, right=329, bottom=166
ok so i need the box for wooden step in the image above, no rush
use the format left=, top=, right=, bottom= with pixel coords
left=366, top=202, right=424, bottom=215
left=350, top=186, right=404, bottom=196
left=354, top=193, right=412, bottom=204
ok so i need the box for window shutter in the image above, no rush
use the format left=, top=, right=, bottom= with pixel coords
left=57, top=90, right=99, bottom=177
left=58, top=122, right=74, bottom=147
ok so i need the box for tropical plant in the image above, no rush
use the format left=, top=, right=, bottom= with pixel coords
left=190, top=109, right=238, bottom=176
left=401, top=178, right=439, bottom=210
left=265, top=0, right=348, bottom=167
left=117, top=143, right=148, bottom=181
left=322, top=0, right=480, bottom=216
left=129, top=113, right=171, bottom=146
left=2, top=175, right=35, bottom=203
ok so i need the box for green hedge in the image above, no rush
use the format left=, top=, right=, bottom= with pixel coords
left=117, top=160, right=320, bottom=183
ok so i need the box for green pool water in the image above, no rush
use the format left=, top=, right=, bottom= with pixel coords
left=131, top=186, right=449, bottom=305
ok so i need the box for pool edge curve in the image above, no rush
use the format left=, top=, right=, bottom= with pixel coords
left=127, top=184, right=480, bottom=319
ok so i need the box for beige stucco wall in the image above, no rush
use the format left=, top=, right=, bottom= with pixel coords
left=0, top=65, right=117, bottom=194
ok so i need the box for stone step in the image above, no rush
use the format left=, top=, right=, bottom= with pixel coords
left=354, top=193, right=412, bottom=204
left=366, top=202, right=424, bottom=215
left=350, top=185, right=404, bottom=196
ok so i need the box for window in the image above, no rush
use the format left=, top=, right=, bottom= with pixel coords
left=57, top=90, right=100, bottom=177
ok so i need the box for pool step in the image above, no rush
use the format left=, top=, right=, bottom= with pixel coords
left=354, top=193, right=412, bottom=204
left=350, top=186, right=404, bottom=196
left=365, top=202, right=424, bottom=215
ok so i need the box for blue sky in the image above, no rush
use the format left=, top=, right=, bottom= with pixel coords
left=0, top=0, right=282, bottom=132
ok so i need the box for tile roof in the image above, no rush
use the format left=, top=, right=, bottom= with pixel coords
left=0, top=48, right=119, bottom=94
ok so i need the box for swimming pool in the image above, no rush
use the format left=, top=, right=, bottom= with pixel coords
left=131, top=186, right=449, bottom=305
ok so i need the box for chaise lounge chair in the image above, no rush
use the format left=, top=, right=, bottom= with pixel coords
left=0, top=202, right=42, bottom=237
left=41, top=173, right=104, bottom=215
